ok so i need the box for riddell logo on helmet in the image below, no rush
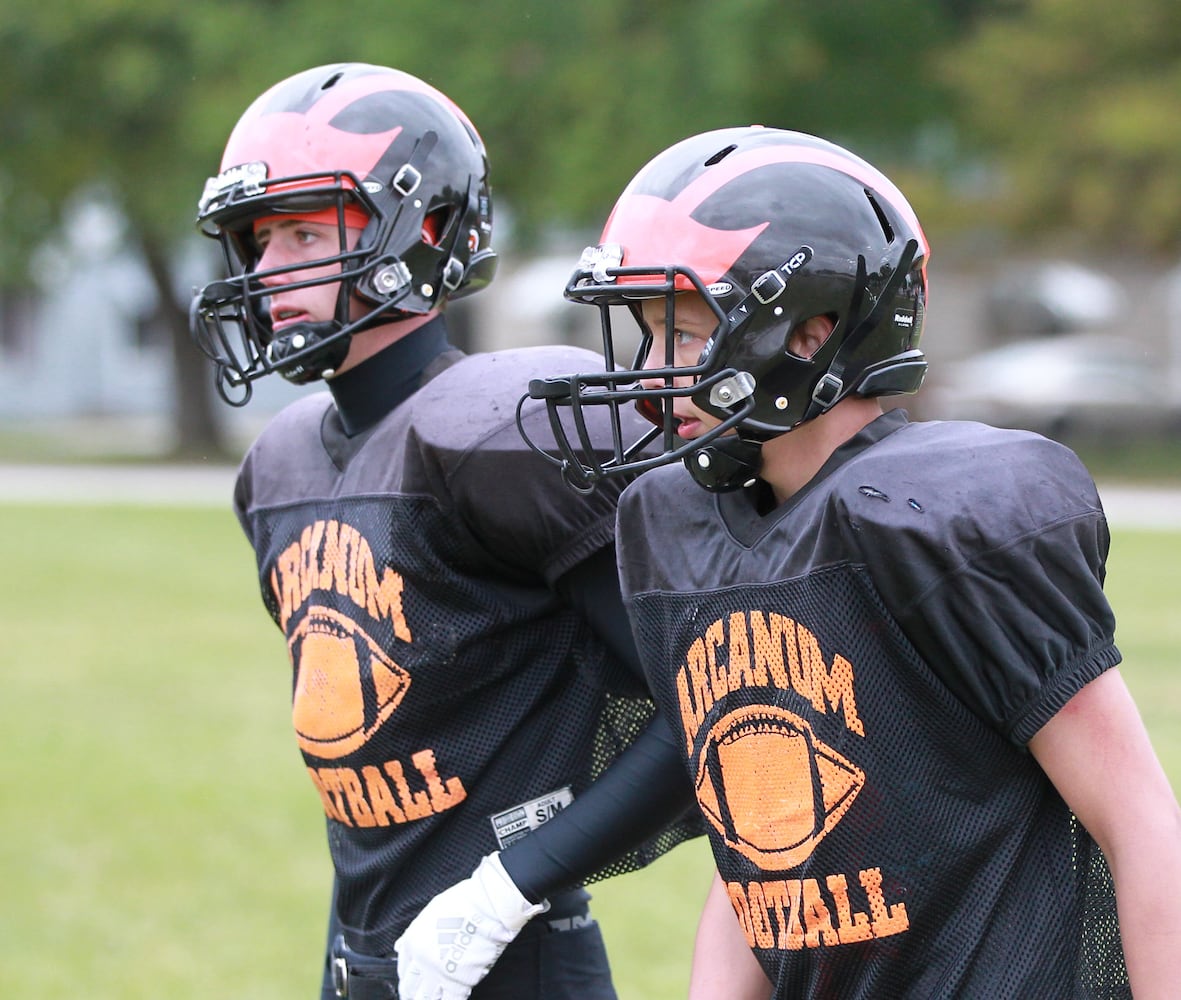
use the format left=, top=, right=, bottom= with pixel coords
left=894, top=311, right=915, bottom=328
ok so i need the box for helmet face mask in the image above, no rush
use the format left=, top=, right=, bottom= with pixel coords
left=190, top=64, right=497, bottom=403
left=192, top=190, right=376, bottom=392
left=522, top=127, right=929, bottom=492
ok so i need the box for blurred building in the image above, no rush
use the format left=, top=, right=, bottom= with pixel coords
left=2, top=202, right=1179, bottom=453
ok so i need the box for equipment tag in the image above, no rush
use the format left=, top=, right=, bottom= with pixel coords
left=489, top=787, right=575, bottom=848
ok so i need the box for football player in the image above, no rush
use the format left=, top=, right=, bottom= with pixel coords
left=519, top=126, right=1181, bottom=998
left=190, top=63, right=700, bottom=1000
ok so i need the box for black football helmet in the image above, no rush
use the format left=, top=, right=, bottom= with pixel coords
left=190, top=63, right=496, bottom=403
left=522, top=126, right=929, bottom=492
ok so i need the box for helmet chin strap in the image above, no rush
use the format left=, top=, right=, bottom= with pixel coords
left=684, top=436, right=764, bottom=493
left=265, top=320, right=351, bottom=384
left=262, top=265, right=424, bottom=386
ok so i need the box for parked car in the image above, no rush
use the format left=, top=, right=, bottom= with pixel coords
left=983, top=261, right=1126, bottom=338
left=920, top=332, right=1180, bottom=439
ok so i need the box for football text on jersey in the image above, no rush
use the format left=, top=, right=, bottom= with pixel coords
left=269, top=518, right=468, bottom=827
left=675, top=608, right=909, bottom=952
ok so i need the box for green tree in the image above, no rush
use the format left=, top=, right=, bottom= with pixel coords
left=1, top=1, right=270, bottom=456
left=940, top=0, right=1181, bottom=254
left=0, top=0, right=966, bottom=457
left=346, top=0, right=960, bottom=240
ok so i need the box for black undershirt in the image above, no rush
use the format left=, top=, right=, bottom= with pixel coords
left=326, top=315, right=456, bottom=437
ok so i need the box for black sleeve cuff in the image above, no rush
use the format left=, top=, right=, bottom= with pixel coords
left=499, top=714, right=693, bottom=902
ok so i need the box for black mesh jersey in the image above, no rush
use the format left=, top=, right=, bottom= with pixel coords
left=618, top=409, right=1129, bottom=999
left=234, top=345, right=672, bottom=956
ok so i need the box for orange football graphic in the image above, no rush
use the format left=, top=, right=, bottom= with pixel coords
left=694, top=704, right=864, bottom=870
left=289, top=606, right=411, bottom=759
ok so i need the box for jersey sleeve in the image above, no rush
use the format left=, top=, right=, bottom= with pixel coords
left=232, top=457, right=253, bottom=541
left=852, top=426, right=1120, bottom=746
left=408, top=347, right=645, bottom=586
left=231, top=393, right=333, bottom=545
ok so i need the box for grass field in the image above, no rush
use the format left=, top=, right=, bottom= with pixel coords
left=1, top=502, right=1177, bottom=999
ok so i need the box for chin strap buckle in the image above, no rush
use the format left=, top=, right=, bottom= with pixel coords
left=810, top=371, right=844, bottom=410
left=685, top=437, right=764, bottom=493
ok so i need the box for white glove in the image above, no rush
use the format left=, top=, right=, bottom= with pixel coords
left=393, top=852, right=550, bottom=1000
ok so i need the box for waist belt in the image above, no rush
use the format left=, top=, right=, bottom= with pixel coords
left=331, top=891, right=593, bottom=999
left=331, top=936, right=398, bottom=1000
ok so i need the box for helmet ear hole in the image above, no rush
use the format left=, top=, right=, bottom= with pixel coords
left=422, top=206, right=450, bottom=246
left=787, top=314, right=837, bottom=360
